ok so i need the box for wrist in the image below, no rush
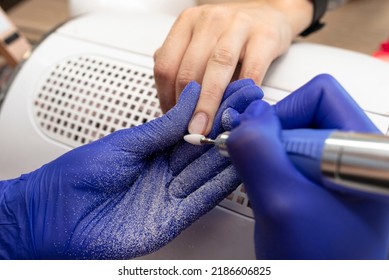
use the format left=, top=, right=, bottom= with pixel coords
left=266, top=0, right=314, bottom=37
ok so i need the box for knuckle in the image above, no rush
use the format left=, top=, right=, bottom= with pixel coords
left=200, top=5, right=229, bottom=22
left=313, top=73, right=337, bottom=85
left=310, top=74, right=341, bottom=100
left=178, top=6, right=200, bottom=21
left=153, top=48, right=161, bottom=61
left=201, top=84, right=223, bottom=103
left=233, top=11, right=253, bottom=26
left=263, top=27, right=280, bottom=42
left=210, top=48, right=236, bottom=68
left=241, top=66, right=264, bottom=83
left=251, top=26, right=285, bottom=57
left=255, top=24, right=280, bottom=43
left=176, top=69, right=195, bottom=89
left=153, top=59, right=175, bottom=81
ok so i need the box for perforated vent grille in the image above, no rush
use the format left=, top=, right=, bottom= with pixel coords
left=33, top=55, right=161, bottom=146
left=32, top=54, right=253, bottom=218
left=220, top=184, right=252, bottom=217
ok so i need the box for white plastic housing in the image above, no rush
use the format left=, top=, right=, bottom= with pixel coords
left=69, top=0, right=196, bottom=16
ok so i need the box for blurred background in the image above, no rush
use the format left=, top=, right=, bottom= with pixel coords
left=0, top=0, right=388, bottom=54
left=0, top=0, right=388, bottom=70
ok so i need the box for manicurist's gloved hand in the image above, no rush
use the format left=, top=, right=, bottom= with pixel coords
left=227, top=74, right=389, bottom=259
left=0, top=79, right=263, bottom=259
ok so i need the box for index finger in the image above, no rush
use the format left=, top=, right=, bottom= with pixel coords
left=188, top=26, right=249, bottom=135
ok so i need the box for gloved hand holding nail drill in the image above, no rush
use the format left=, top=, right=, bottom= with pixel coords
left=0, top=79, right=262, bottom=259
left=227, top=74, right=389, bottom=259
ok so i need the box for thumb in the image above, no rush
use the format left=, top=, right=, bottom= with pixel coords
left=112, top=81, right=201, bottom=156
left=221, top=107, right=241, bottom=131
left=226, top=100, right=296, bottom=202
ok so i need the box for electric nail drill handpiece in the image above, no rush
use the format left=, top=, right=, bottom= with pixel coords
left=184, top=130, right=389, bottom=200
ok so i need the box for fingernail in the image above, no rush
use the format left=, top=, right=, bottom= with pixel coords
left=188, top=112, right=208, bottom=134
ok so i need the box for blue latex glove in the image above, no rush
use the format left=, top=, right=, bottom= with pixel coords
left=227, top=74, right=389, bottom=259
left=0, top=79, right=263, bottom=259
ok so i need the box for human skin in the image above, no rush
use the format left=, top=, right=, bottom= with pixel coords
left=154, top=0, right=313, bottom=135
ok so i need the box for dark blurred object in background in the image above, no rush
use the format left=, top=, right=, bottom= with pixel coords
left=0, top=0, right=25, bottom=11
left=0, top=0, right=25, bottom=105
